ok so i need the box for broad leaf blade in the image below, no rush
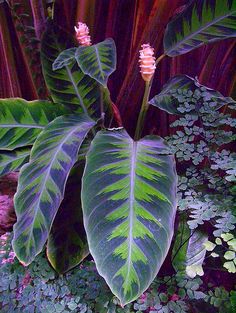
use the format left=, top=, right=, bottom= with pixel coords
left=75, top=38, right=116, bottom=86
left=52, top=48, right=77, bottom=70
left=164, top=0, right=236, bottom=57
left=13, top=114, right=95, bottom=265
left=47, top=164, right=89, bottom=274
left=149, top=75, right=235, bottom=115
left=82, top=129, right=177, bottom=305
left=41, top=21, right=101, bottom=118
left=0, top=148, right=30, bottom=177
left=0, top=98, right=68, bottom=150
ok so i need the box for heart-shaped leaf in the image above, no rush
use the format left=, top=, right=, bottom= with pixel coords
left=41, top=21, right=101, bottom=118
left=47, top=163, right=89, bottom=273
left=82, top=129, right=177, bottom=305
left=0, top=98, right=69, bottom=150
left=52, top=47, right=77, bottom=70
left=149, top=75, right=235, bottom=115
left=75, top=38, right=116, bottom=86
left=13, top=114, right=95, bottom=265
left=0, top=148, right=30, bottom=177
left=164, top=0, right=236, bottom=57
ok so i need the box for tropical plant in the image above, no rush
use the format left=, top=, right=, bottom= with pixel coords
left=0, top=0, right=236, bottom=307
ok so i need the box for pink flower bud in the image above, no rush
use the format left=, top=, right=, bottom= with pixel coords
left=74, top=22, right=92, bottom=46
left=139, top=43, right=156, bottom=82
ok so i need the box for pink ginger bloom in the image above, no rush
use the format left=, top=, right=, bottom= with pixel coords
left=74, top=22, right=92, bottom=46
left=139, top=43, right=156, bottom=82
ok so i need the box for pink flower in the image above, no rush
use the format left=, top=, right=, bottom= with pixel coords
left=139, top=43, right=156, bottom=82
left=74, top=22, right=92, bottom=46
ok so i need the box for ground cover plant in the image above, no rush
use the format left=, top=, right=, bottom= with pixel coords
left=0, top=0, right=236, bottom=311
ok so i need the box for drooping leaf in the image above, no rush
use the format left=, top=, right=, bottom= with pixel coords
left=0, top=148, right=30, bottom=177
left=82, top=128, right=177, bottom=305
left=75, top=38, right=116, bottom=86
left=13, top=114, right=95, bottom=266
left=47, top=163, right=89, bottom=273
left=0, top=98, right=69, bottom=150
left=185, top=229, right=208, bottom=278
left=149, top=75, right=235, bottom=115
left=41, top=20, right=101, bottom=118
left=52, top=48, right=77, bottom=71
left=173, top=221, right=208, bottom=278
left=164, top=0, right=236, bottom=57
left=172, top=213, right=191, bottom=273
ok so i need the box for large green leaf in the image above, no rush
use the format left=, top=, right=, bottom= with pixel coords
left=82, top=129, right=177, bottom=305
left=47, top=164, right=89, bottom=274
left=149, top=75, right=235, bottom=115
left=164, top=0, right=236, bottom=57
left=0, top=98, right=69, bottom=150
left=41, top=21, right=101, bottom=118
left=0, top=148, right=30, bottom=177
left=13, top=114, right=95, bottom=265
left=75, top=38, right=116, bottom=86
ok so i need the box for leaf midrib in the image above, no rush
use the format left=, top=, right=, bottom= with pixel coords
left=94, top=45, right=105, bottom=80
left=124, top=140, right=137, bottom=283
left=24, top=123, right=82, bottom=260
left=167, top=7, right=236, bottom=54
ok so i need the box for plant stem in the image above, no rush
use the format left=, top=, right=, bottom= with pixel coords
left=134, top=81, right=151, bottom=140
left=155, top=53, right=166, bottom=66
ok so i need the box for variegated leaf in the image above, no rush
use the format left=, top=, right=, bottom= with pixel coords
left=0, top=98, right=69, bottom=150
left=149, top=75, right=235, bottom=115
left=0, top=148, right=30, bottom=177
left=52, top=48, right=77, bottom=71
left=13, top=114, right=95, bottom=265
left=75, top=38, right=116, bottom=86
left=82, top=129, right=177, bottom=305
left=164, top=0, right=236, bottom=57
left=41, top=20, right=101, bottom=118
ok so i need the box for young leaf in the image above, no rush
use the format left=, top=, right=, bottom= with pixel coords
left=82, top=129, right=177, bottom=305
left=52, top=48, right=77, bottom=70
left=75, top=38, right=116, bottom=86
left=164, top=0, right=236, bottom=57
left=149, top=75, right=235, bottom=115
left=0, top=148, right=30, bottom=177
left=13, top=114, right=95, bottom=266
left=0, top=98, right=69, bottom=150
left=41, top=20, right=101, bottom=118
left=47, top=164, right=89, bottom=274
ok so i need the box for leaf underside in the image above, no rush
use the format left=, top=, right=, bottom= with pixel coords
left=0, top=98, right=68, bottom=150
left=13, top=114, right=95, bottom=265
left=76, top=38, right=117, bottom=86
left=82, top=129, right=177, bottom=305
left=164, top=0, right=236, bottom=57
